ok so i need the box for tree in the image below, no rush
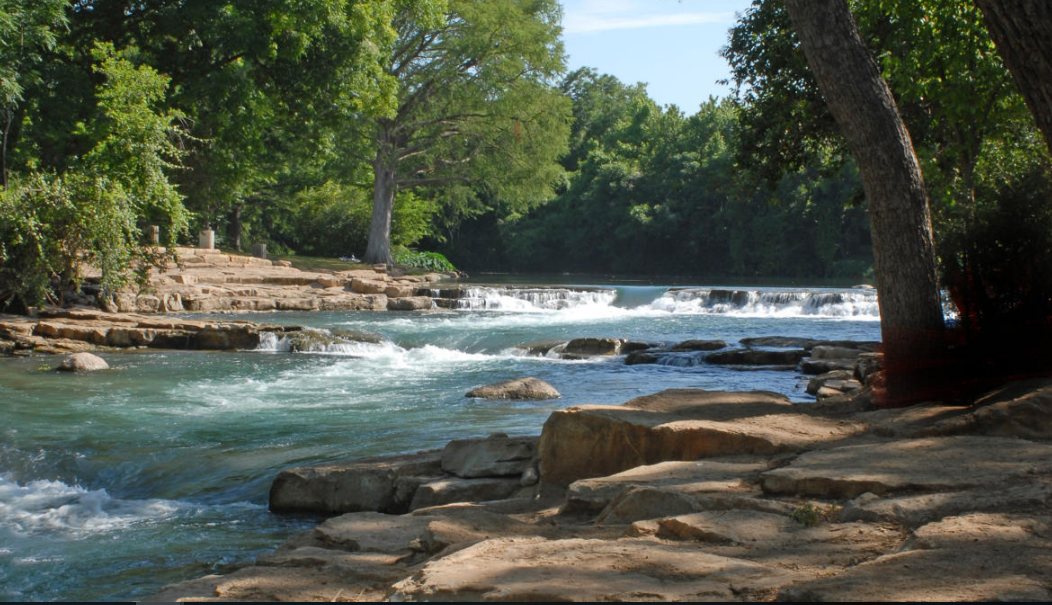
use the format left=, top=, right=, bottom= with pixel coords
left=56, top=0, right=398, bottom=249
left=358, top=0, right=571, bottom=264
left=0, top=43, right=188, bottom=311
left=974, top=0, right=1052, bottom=157
left=782, top=0, right=945, bottom=403
left=0, top=0, right=67, bottom=190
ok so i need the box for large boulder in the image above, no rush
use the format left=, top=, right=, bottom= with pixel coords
left=269, top=450, right=443, bottom=515
left=57, top=352, right=109, bottom=372
left=441, top=435, right=538, bottom=478
left=538, top=389, right=863, bottom=485
left=466, top=378, right=560, bottom=400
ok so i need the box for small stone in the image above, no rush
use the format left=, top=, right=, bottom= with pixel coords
left=466, top=378, right=560, bottom=400
left=57, top=352, right=109, bottom=372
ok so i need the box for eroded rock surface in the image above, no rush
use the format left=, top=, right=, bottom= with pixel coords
left=539, top=388, right=863, bottom=485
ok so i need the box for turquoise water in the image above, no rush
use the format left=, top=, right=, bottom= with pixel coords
left=0, top=284, right=882, bottom=601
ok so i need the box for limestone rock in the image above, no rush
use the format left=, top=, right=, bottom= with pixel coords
left=706, top=349, right=807, bottom=366
left=441, top=435, right=538, bottom=478
left=669, top=339, right=727, bottom=352
left=57, top=352, right=109, bottom=372
left=810, top=345, right=867, bottom=360
left=800, top=357, right=856, bottom=374
left=539, top=389, right=862, bottom=485
left=761, top=436, right=1052, bottom=499
left=390, top=537, right=795, bottom=602
left=739, top=336, right=820, bottom=349
left=268, top=450, right=442, bottom=515
left=656, top=510, right=793, bottom=544
left=806, top=370, right=855, bottom=395
left=409, top=476, right=522, bottom=511
left=562, top=337, right=622, bottom=356
left=313, top=511, right=430, bottom=553
left=387, top=296, right=433, bottom=311
left=564, top=459, right=766, bottom=514
left=925, top=377, right=1052, bottom=440
left=624, top=350, right=662, bottom=365
left=515, top=339, right=565, bottom=356
left=595, top=486, right=704, bottom=525
left=466, top=377, right=560, bottom=400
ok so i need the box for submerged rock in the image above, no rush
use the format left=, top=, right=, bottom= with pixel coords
left=56, top=352, right=109, bottom=372
left=466, top=378, right=560, bottom=400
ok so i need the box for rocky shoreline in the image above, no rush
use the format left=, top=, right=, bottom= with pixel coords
left=147, top=378, right=1052, bottom=602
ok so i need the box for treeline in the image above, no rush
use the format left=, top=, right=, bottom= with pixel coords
left=2, top=0, right=1051, bottom=311
left=439, top=70, right=873, bottom=279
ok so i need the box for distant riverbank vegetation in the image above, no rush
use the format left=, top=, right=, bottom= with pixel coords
left=1, top=0, right=1049, bottom=311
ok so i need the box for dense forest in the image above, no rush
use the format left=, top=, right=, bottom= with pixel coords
left=1, top=0, right=1050, bottom=316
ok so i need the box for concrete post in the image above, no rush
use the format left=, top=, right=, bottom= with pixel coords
left=199, top=229, right=215, bottom=250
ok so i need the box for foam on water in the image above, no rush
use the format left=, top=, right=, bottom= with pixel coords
left=0, top=474, right=181, bottom=535
left=442, top=286, right=618, bottom=311
left=646, top=288, right=881, bottom=319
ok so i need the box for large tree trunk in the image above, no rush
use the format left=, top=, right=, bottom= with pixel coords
left=365, top=125, right=397, bottom=265
left=783, top=0, right=945, bottom=404
left=974, top=0, right=1052, bottom=157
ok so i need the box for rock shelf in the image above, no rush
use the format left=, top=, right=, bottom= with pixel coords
left=148, top=379, right=1052, bottom=602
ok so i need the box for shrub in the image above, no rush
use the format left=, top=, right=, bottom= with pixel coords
left=393, top=249, right=456, bottom=272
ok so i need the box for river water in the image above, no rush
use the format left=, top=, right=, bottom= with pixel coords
left=0, top=283, right=883, bottom=601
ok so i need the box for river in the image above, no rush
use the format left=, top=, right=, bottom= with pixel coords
left=0, top=282, right=883, bottom=601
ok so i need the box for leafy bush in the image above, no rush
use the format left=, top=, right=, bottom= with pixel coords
left=0, top=44, right=188, bottom=311
left=393, top=249, right=456, bottom=272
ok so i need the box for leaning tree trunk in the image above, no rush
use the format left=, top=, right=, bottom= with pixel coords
left=364, top=126, right=397, bottom=265
left=974, top=0, right=1052, bottom=157
left=783, top=0, right=946, bottom=404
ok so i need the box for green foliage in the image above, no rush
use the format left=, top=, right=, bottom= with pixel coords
left=291, top=182, right=435, bottom=257
left=0, top=44, right=187, bottom=310
left=393, top=249, right=456, bottom=272
left=455, top=73, right=872, bottom=279
left=357, top=0, right=572, bottom=262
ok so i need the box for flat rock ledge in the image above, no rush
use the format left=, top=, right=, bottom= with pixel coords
left=149, top=379, right=1052, bottom=602
left=104, top=246, right=453, bottom=314
left=0, top=308, right=303, bottom=355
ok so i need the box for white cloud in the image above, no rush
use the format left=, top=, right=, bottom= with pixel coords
left=564, top=11, right=736, bottom=34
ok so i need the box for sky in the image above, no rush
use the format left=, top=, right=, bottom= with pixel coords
left=560, top=0, right=753, bottom=112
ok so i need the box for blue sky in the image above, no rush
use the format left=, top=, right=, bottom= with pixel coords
left=560, top=0, right=753, bottom=112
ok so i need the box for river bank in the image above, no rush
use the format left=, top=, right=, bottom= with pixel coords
left=148, top=379, right=1052, bottom=602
